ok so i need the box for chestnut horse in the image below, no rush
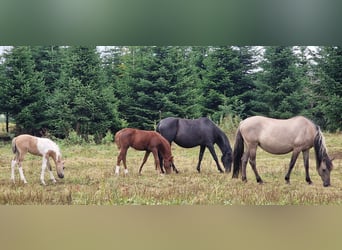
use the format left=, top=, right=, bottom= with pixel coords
left=232, top=116, right=333, bottom=187
left=114, top=128, right=174, bottom=175
left=11, top=134, right=65, bottom=185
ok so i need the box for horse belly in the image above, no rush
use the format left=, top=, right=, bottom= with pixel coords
left=258, top=141, right=293, bottom=155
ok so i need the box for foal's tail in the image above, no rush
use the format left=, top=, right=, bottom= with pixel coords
left=11, top=137, right=17, bottom=154
left=232, top=129, right=244, bottom=178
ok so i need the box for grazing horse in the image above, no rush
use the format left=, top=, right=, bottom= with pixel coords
left=232, top=116, right=334, bottom=187
left=11, top=134, right=65, bottom=185
left=156, top=117, right=233, bottom=173
left=114, top=128, right=174, bottom=175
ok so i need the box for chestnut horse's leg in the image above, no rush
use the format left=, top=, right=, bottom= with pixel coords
left=47, top=158, right=57, bottom=183
left=138, top=151, right=151, bottom=174
left=151, top=149, right=163, bottom=174
left=40, top=155, right=48, bottom=185
left=116, top=147, right=129, bottom=175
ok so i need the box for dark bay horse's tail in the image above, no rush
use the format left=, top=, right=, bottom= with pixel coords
left=232, top=129, right=244, bottom=178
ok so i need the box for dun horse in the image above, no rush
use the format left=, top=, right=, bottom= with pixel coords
left=114, top=128, right=174, bottom=175
left=232, top=116, right=334, bottom=187
left=11, top=134, right=65, bottom=185
left=157, top=117, right=233, bottom=173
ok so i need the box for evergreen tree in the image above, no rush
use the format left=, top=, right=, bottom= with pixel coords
left=313, top=46, right=342, bottom=131
left=2, top=46, right=46, bottom=135
left=251, top=46, right=305, bottom=118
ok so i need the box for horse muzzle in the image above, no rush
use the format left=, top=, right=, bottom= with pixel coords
left=58, top=173, right=64, bottom=179
left=323, top=182, right=330, bottom=187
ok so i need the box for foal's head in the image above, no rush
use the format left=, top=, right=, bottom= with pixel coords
left=56, top=155, right=65, bottom=179
left=163, top=156, right=174, bottom=174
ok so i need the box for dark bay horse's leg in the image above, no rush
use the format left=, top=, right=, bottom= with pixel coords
left=138, top=151, right=151, bottom=175
left=196, top=145, right=206, bottom=173
left=303, top=149, right=312, bottom=184
left=284, top=149, right=300, bottom=184
left=207, top=145, right=224, bottom=173
left=248, top=146, right=263, bottom=183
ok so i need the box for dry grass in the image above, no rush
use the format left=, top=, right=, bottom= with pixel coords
left=0, top=133, right=341, bottom=205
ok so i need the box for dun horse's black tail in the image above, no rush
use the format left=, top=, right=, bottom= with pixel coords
left=232, top=129, right=244, bottom=178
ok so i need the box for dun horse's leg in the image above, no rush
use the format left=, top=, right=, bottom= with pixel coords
left=138, top=151, right=151, bottom=175
left=47, top=159, right=57, bottom=183
left=241, top=151, right=250, bottom=182
left=248, top=147, right=263, bottom=183
left=40, top=156, right=48, bottom=185
left=303, top=149, right=312, bottom=184
left=284, top=150, right=300, bottom=184
left=207, top=145, right=224, bottom=173
left=196, top=146, right=206, bottom=173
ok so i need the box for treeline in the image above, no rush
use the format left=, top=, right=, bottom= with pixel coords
left=0, top=46, right=341, bottom=141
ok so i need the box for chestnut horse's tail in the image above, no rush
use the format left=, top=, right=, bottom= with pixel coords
left=114, top=131, right=122, bottom=149
left=11, top=137, right=17, bottom=154
left=232, top=129, right=244, bottom=178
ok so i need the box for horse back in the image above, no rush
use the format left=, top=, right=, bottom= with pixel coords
left=13, top=134, right=41, bottom=156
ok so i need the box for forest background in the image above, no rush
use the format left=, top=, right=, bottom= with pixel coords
left=0, top=46, right=341, bottom=142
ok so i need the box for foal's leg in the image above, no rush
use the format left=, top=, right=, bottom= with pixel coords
left=138, top=151, right=151, bottom=175
left=40, top=155, right=48, bottom=185
left=207, top=145, right=224, bottom=173
left=47, top=159, right=57, bottom=183
left=16, top=152, right=28, bottom=184
left=284, top=149, right=300, bottom=184
left=196, top=146, right=206, bottom=173
left=248, top=146, right=263, bottom=183
left=302, top=149, right=312, bottom=184
left=11, top=156, right=18, bottom=183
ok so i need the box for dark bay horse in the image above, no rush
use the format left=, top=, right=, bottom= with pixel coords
left=156, top=117, right=233, bottom=173
left=232, top=116, right=334, bottom=187
left=114, top=128, right=174, bottom=175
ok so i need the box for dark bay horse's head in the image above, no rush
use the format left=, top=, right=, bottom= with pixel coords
left=163, top=156, right=174, bottom=174
left=221, top=151, right=233, bottom=173
left=317, top=157, right=333, bottom=187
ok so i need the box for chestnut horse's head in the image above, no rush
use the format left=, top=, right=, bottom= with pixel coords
left=163, top=156, right=174, bottom=174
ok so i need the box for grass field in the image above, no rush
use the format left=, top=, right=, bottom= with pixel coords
left=0, top=133, right=341, bottom=205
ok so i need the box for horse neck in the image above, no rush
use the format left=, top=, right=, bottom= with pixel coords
left=314, top=127, right=331, bottom=169
left=159, top=141, right=171, bottom=158
left=215, top=129, right=231, bottom=155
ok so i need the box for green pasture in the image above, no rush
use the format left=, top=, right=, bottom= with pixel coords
left=0, top=133, right=341, bottom=205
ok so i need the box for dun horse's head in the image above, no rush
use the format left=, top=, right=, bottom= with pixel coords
left=163, top=156, right=174, bottom=174
left=56, top=155, right=65, bottom=179
left=317, top=157, right=333, bottom=187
